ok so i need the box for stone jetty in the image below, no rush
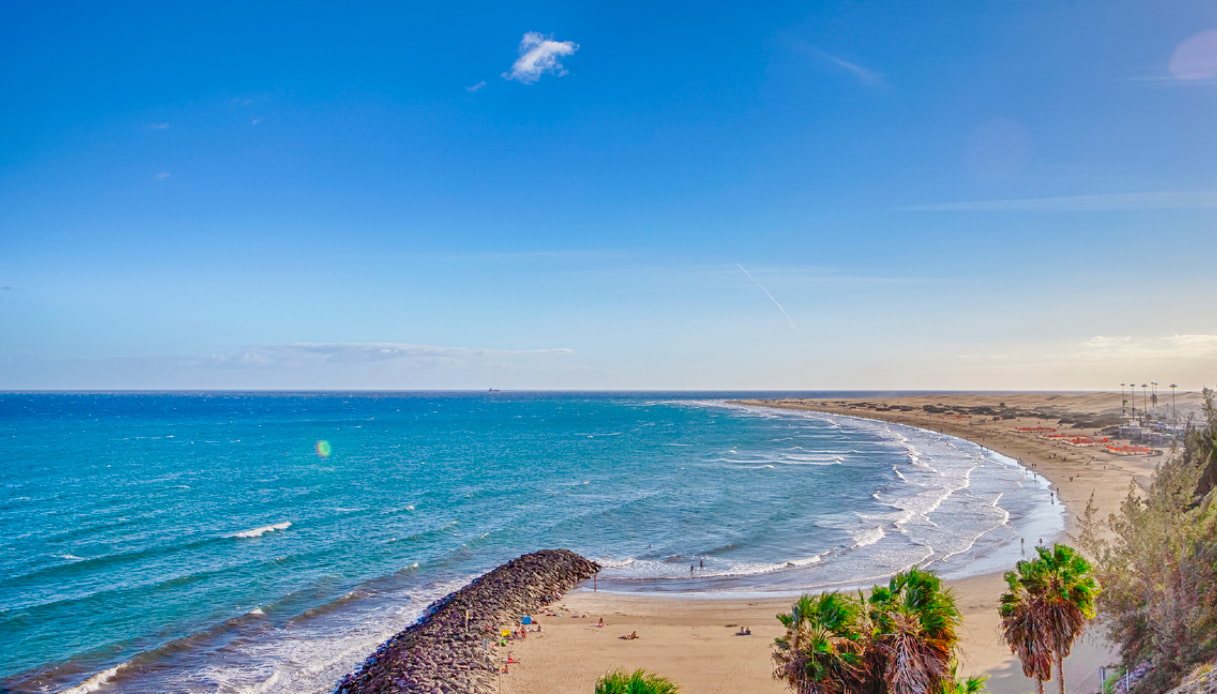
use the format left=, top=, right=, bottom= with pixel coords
left=335, top=549, right=600, bottom=694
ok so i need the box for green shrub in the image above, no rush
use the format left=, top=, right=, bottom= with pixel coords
left=594, top=668, right=681, bottom=694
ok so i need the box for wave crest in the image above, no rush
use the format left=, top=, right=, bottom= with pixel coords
left=231, top=522, right=292, bottom=539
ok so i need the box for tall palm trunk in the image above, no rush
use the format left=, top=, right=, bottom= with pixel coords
left=1036, top=676, right=1045, bottom=694
left=1055, top=652, right=1065, bottom=694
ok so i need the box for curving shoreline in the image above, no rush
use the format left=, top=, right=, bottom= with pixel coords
left=336, top=549, right=600, bottom=694
left=733, top=394, right=1166, bottom=535
left=498, top=393, right=1165, bottom=694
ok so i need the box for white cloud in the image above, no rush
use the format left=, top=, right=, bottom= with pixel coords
left=154, top=172, right=172, bottom=180
left=0, top=343, right=578, bottom=390
left=816, top=50, right=886, bottom=87
left=904, top=191, right=1217, bottom=212
left=503, top=32, right=579, bottom=84
left=1126, top=74, right=1217, bottom=86
left=213, top=342, right=574, bottom=369
left=466, top=80, right=487, bottom=93
left=1078, top=334, right=1217, bottom=361
left=149, top=123, right=170, bottom=129
left=251, top=117, right=263, bottom=126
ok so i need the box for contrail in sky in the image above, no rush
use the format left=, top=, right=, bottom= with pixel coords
left=736, top=263, right=799, bottom=334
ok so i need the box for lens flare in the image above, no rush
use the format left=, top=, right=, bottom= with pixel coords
left=315, top=440, right=332, bottom=457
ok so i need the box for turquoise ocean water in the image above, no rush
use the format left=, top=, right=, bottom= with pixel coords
left=0, top=392, right=1063, bottom=693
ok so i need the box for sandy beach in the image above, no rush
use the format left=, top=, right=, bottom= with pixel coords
left=497, top=392, right=1194, bottom=694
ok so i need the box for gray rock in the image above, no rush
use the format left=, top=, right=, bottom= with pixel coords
left=334, top=549, right=600, bottom=694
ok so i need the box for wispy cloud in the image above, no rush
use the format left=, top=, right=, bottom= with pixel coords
left=154, top=172, right=172, bottom=180
left=816, top=50, right=886, bottom=87
left=956, top=334, right=1217, bottom=371
left=251, top=117, right=263, bottom=126
left=208, top=342, right=574, bottom=369
left=466, top=80, right=487, bottom=93
left=904, top=191, right=1217, bottom=212
left=0, top=343, right=578, bottom=389
left=736, top=264, right=799, bottom=334
left=503, top=32, right=579, bottom=84
left=1077, top=335, right=1217, bottom=361
left=1126, top=74, right=1217, bottom=86
left=701, top=264, right=924, bottom=287
left=149, top=123, right=170, bottom=130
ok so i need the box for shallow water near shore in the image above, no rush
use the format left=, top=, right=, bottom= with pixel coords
left=0, top=391, right=1063, bottom=693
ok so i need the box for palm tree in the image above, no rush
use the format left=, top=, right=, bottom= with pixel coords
left=866, top=568, right=962, bottom=694
left=773, top=591, right=865, bottom=694
left=774, top=569, right=974, bottom=694
left=999, top=568, right=1053, bottom=693
left=595, top=668, right=681, bottom=694
left=999, top=545, right=1100, bottom=694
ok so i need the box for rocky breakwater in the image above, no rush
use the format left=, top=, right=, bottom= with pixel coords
left=335, top=549, right=601, bottom=694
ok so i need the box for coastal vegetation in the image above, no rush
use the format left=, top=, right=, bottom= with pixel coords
left=772, top=567, right=985, bottom=694
left=1079, top=389, right=1217, bottom=693
left=594, top=669, right=681, bottom=694
left=998, top=544, right=1100, bottom=694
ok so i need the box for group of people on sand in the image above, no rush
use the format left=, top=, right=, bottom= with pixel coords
left=589, top=616, right=637, bottom=637
left=513, top=624, right=540, bottom=639
left=490, top=618, right=542, bottom=647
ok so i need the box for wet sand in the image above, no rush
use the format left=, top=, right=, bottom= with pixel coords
left=498, top=392, right=1186, bottom=694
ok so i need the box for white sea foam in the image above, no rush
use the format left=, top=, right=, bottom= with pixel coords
left=597, top=552, right=829, bottom=581
left=105, top=576, right=475, bottom=694
left=58, top=661, right=129, bottom=693
left=231, top=522, right=292, bottom=539
left=850, top=526, right=886, bottom=549
left=713, top=402, right=1066, bottom=588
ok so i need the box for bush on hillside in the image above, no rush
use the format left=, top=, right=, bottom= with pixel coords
left=1079, top=389, right=1217, bottom=693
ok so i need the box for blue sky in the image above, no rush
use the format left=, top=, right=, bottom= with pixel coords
left=2, top=1, right=1215, bottom=390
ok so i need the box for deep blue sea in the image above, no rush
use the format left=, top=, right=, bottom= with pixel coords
left=0, top=392, right=1063, bottom=693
